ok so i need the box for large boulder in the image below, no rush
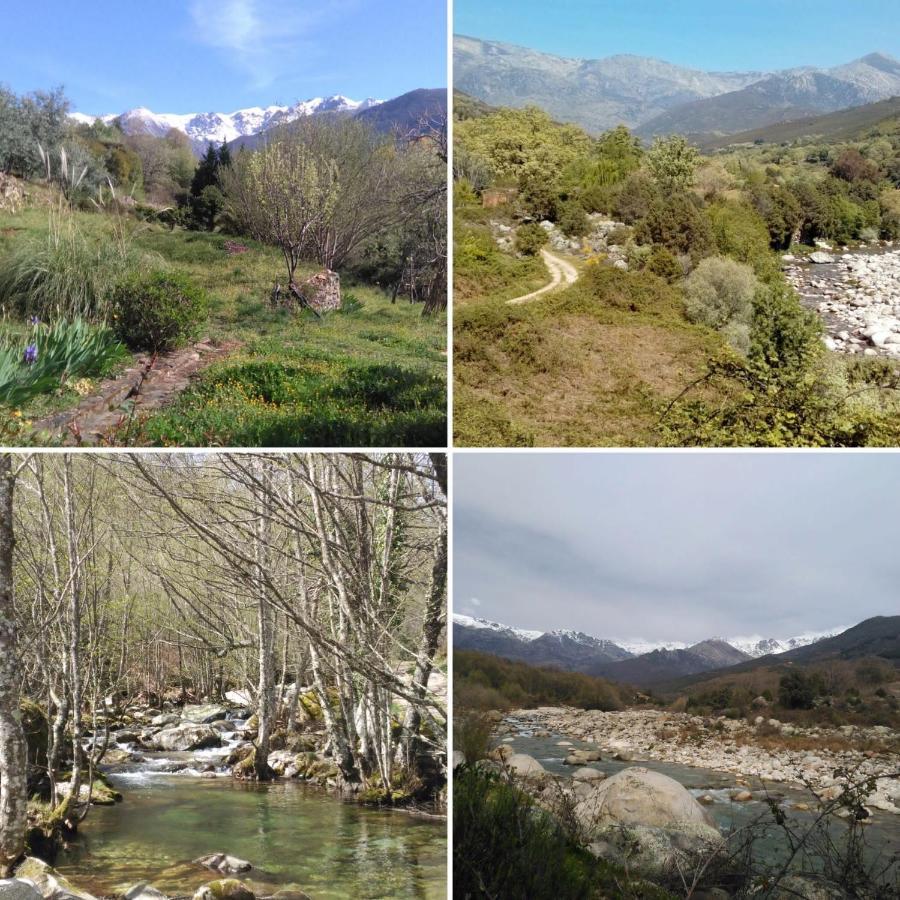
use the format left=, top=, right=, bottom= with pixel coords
left=14, top=859, right=95, bottom=900
left=0, top=881, right=44, bottom=900
left=574, top=768, right=722, bottom=880
left=192, top=854, right=251, bottom=875
left=505, top=753, right=545, bottom=777
left=575, top=767, right=715, bottom=831
left=293, top=270, right=341, bottom=313
left=192, top=881, right=254, bottom=900
left=224, top=690, right=252, bottom=707
left=181, top=704, right=228, bottom=724
left=150, top=713, right=180, bottom=728
left=153, top=724, right=221, bottom=752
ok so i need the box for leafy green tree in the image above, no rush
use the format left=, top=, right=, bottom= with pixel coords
left=223, top=137, right=339, bottom=283
left=514, top=222, right=548, bottom=256
left=645, top=135, right=700, bottom=190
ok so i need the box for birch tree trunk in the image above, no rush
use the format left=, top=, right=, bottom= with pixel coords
left=0, top=455, right=27, bottom=876
left=252, top=458, right=275, bottom=781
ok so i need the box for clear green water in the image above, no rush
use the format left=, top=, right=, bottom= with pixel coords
left=55, top=775, right=446, bottom=900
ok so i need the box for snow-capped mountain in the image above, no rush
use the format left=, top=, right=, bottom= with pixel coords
left=726, top=628, right=847, bottom=658
left=69, top=95, right=383, bottom=152
left=451, top=613, right=542, bottom=642
left=454, top=612, right=845, bottom=680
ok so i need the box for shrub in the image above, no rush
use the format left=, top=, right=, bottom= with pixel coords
left=515, top=222, right=548, bottom=256
left=635, top=191, right=713, bottom=260
left=613, top=171, right=659, bottom=224
left=779, top=669, right=824, bottom=710
left=645, top=246, right=682, bottom=283
left=684, top=257, right=758, bottom=345
left=453, top=766, right=607, bottom=900
left=707, top=200, right=774, bottom=276
left=111, top=270, right=209, bottom=352
left=556, top=200, right=590, bottom=237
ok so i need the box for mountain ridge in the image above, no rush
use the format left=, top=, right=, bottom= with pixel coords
left=454, top=35, right=900, bottom=137
left=452, top=613, right=847, bottom=683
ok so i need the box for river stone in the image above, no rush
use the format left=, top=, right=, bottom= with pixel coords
left=574, top=767, right=716, bottom=832
left=151, top=713, right=180, bottom=728
left=505, top=753, right=545, bottom=777
left=452, top=750, right=465, bottom=769
left=0, top=881, right=44, bottom=900
left=224, top=690, right=252, bottom=707
left=809, top=251, right=835, bottom=264
left=14, top=859, right=95, bottom=900
left=182, top=704, right=228, bottom=724
left=572, top=767, right=606, bottom=782
left=123, top=885, right=167, bottom=900
left=193, top=854, right=252, bottom=875
left=730, top=790, right=753, bottom=802
left=772, top=875, right=851, bottom=899
left=192, top=882, right=254, bottom=900
left=153, top=723, right=221, bottom=751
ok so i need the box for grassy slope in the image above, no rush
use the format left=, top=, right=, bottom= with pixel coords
left=454, top=261, right=725, bottom=447
left=701, top=98, right=900, bottom=151
left=0, top=206, right=447, bottom=447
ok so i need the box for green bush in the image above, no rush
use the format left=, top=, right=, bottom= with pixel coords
left=684, top=257, right=758, bottom=352
left=556, top=200, right=590, bottom=237
left=779, top=669, right=824, bottom=710
left=515, top=222, right=549, bottom=256
left=645, top=246, right=682, bottom=283
left=454, top=766, right=606, bottom=900
left=635, top=191, right=713, bottom=260
left=111, top=270, right=209, bottom=352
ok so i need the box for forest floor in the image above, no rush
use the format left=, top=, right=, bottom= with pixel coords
left=0, top=206, right=447, bottom=447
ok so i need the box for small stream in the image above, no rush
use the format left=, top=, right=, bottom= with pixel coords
left=503, top=723, right=900, bottom=877
left=54, top=748, right=446, bottom=900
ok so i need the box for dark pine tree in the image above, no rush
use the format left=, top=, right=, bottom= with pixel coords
left=190, top=143, right=220, bottom=197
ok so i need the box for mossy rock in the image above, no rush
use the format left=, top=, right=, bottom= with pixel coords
left=306, top=760, right=339, bottom=781
left=298, top=692, right=322, bottom=720
left=193, top=879, right=255, bottom=900
left=225, top=744, right=254, bottom=767
left=292, top=752, right=316, bottom=778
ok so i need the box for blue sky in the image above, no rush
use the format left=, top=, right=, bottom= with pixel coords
left=455, top=0, right=900, bottom=71
left=1, top=0, right=446, bottom=114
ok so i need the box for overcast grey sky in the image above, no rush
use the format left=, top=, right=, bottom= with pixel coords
left=454, top=453, right=899, bottom=643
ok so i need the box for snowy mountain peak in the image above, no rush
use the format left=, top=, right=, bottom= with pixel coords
left=451, top=613, right=542, bottom=642
left=69, top=95, right=385, bottom=152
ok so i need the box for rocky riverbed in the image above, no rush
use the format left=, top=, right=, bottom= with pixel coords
left=496, top=707, right=900, bottom=815
left=785, top=243, right=900, bottom=356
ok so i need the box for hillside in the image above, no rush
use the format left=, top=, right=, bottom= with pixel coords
left=699, top=95, right=900, bottom=150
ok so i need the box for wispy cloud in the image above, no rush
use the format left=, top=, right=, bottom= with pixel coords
left=188, top=0, right=354, bottom=89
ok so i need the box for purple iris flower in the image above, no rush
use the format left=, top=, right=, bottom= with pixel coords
left=29, top=315, right=40, bottom=326
left=23, top=343, right=38, bottom=365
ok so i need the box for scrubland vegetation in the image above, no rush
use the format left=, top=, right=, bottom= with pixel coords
left=455, top=650, right=633, bottom=712
left=0, top=84, right=447, bottom=446
left=453, top=100, right=900, bottom=447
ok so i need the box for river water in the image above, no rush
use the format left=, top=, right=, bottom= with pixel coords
left=503, top=722, right=900, bottom=880
left=54, top=769, right=446, bottom=900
